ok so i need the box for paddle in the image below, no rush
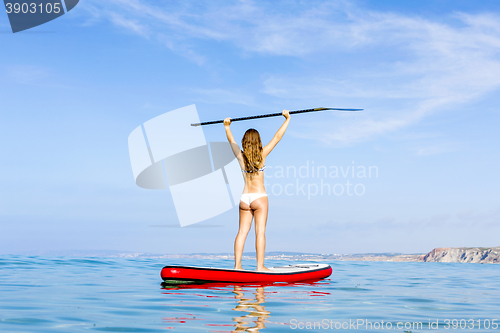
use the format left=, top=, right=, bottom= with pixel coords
left=191, top=107, right=363, bottom=126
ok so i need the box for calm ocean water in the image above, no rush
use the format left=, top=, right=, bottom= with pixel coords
left=1, top=255, right=499, bottom=332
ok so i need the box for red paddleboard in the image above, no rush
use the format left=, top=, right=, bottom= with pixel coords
left=160, top=264, right=332, bottom=284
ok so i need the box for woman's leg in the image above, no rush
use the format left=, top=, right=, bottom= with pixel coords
left=234, top=201, right=253, bottom=269
left=251, top=197, right=270, bottom=271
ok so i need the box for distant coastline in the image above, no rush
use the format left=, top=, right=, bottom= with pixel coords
left=12, top=247, right=499, bottom=264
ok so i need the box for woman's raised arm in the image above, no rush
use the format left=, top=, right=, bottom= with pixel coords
left=224, top=117, right=243, bottom=161
left=262, top=110, right=290, bottom=158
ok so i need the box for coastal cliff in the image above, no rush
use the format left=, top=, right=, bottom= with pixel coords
left=421, top=247, right=500, bottom=264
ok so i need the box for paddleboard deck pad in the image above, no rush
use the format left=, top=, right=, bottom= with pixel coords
left=161, top=264, right=332, bottom=284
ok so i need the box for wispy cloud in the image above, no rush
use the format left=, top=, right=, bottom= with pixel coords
left=416, top=142, right=461, bottom=156
left=322, top=205, right=500, bottom=231
left=191, top=88, right=255, bottom=106
left=79, top=1, right=500, bottom=144
left=108, top=12, right=149, bottom=38
left=261, top=12, right=500, bottom=144
left=6, top=65, right=51, bottom=84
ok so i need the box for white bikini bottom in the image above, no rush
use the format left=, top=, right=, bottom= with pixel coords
left=240, top=193, right=267, bottom=205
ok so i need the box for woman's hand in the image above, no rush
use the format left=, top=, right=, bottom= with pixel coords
left=282, top=110, right=290, bottom=119
left=224, top=117, right=232, bottom=126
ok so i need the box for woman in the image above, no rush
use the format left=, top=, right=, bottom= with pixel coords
left=224, top=110, right=290, bottom=271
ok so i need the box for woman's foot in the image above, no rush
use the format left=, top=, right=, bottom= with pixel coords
left=256, top=266, right=273, bottom=272
left=234, top=266, right=244, bottom=270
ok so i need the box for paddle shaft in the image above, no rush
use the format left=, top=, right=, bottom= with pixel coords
left=191, top=107, right=363, bottom=126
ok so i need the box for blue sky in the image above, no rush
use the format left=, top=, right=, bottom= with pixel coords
left=1, top=0, right=499, bottom=255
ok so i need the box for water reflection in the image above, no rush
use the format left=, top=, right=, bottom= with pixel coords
left=232, top=286, right=270, bottom=332
left=161, top=279, right=329, bottom=331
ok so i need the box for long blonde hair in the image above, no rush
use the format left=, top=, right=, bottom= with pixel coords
left=241, top=128, right=263, bottom=176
